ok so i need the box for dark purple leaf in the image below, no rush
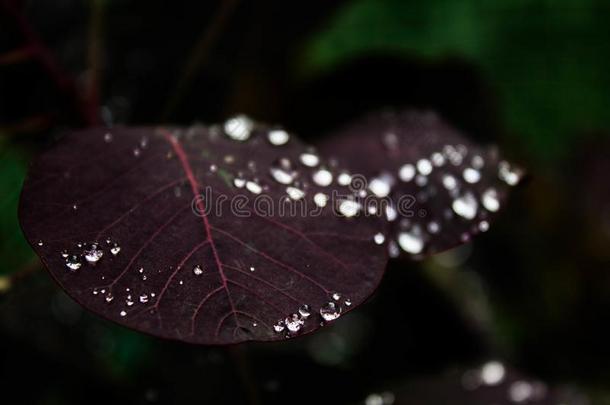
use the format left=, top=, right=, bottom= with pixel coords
left=318, top=110, right=525, bottom=260
left=19, top=117, right=388, bottom=344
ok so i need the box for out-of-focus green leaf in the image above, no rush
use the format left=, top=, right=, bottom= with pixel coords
left=0, top=141, right=34, bottom=275
left=301, top=0, right=610, bottom=160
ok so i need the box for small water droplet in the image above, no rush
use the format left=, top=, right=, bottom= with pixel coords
left=126, top=295, right=134, bottom=306
left=267, top=129, right=290, bottom=145
left=110, top=244, right=121, bottom=256
left=399, top=164, right=415, bottom=182
left=273, top=321, right=285, bottom=333
left=312, top=168, right=333, bottom=187
left=331, top=292, right=341, bottom=301
left=37, top=240, right=44, bottom=247
left=233, top=176, right=246, bottom=188
left=249, top=266, right=255, bottom=272
left=498, top=161, right=523, bottom=186
left=452, top=192, right=478, bottom=220
left=104, top=132, right=113, bottom=143
left=442, top=174, right=458, bottom=191
left=224, top=115, right=254, bottom=141
left=478, top=220, right=490, bottom=232
left=481, top=188, right=500, bottom=212
left=344, top=298, right=352, bottom=307
left=140, top=136, right=149, bottom=149
left=398, top=230, right=424, bottom=254
left=139, top=294, right=149, bottom=303
left=193, top=265, right=204, bottom=275
left=299, top=152, right=320, bottom=167
left=313, top=192, right=328, bottom=208
left=463, top=167, right=481, bottom=184
left=338, top=200, right=361, bottom=218
left=388, top=240, right=400, bottom=258
left=471, top=155, right=485, bottom=169
left=369, top=175, right=392, bottom=197
left=61, top=250, right=69, bottom=258
left=337, top=172, right=352, bottom=186
left=120, top=310, right=127, bottom=317
left=246, top=180, right=262, bottom=194
left=374, top=233, right=385, bottom=245
left=431, top=152, right=445, bottom=166
left=64, top=256, right=80, bottom=271
left=427, top=221, right=441, bottom=234
left=417, top=159, right=433, bottom=175
left=320, top=302, right=342, bottom=321
left=298, top=304, right=311, bottom=318
left=270, top=159, right=296, bottom=184
left=286, top=186, right=305, bottom=200
left=133, top=148, right=141, bottom=157
left=105, top=294, right=114, bottom=303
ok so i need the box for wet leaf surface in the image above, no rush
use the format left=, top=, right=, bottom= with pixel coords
left=19, top=121, right=388, bottom=344
left=318, top=110, right=524, bottom=259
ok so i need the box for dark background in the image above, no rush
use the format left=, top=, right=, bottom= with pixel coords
left=1, top=0, right=610, bottom=404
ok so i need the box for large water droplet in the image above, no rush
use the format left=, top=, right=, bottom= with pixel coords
left=224, top=115, right=254, bottom=141
left=398, top=230, right=424, bottom=254
left=284, top=313, right=304, bottom=333
left=320, top=302, right=342, bottom=321
left=267, top=129, right=290, bottom=145
left=84, top=244, right=104, bottom=264
left=452, top=192, right=479, bottom=220
left=312, top=168, right=333, bottom=187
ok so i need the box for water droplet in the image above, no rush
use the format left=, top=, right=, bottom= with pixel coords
left=417, top=159, right=433, bottom=175
left=427, top=221, right=441, bottom=234
left=398, top=163, right=415, bottom=182
left=233, top=176, right=246, bottom=188
left=498, top=161, right=523, bottom=186
left=299, top=152, right=320, bottom=167
left=480, top=361, right=505, bottom=385
left=246, top=180, right=262, bottom=194
left=133, top=148, right=141, bottom=157
left=249, top=266, right=255, bottom=272
left=415, top=174, right=428, bottom=186
left=463, top=167, right=481, bottom=184
left=369, top=175, right=392, bottom=197
left=286, top=186, right=305, bottom=200
left=104, top=133, right=113, bottom=143
left=385, top=205, right=397, bottom=222
left=269, top=159, right=295, bottom=184
left=320, top=302, right=342, bottom=321
left=84, top=243, right=104, bottom=264
left=331, top=292, right=341, bottom=301
left=120, top=310, right=127, bottom=317
left=139, top=294, right=149, bottom=303
left=338, top=200, right=361, bottom=218
left=344, top=298, right=352, bottom=307
left=442, top=175, right=458, bottom=190
left=110, top=244, right=121, bottom=256
left=267, top=129, right=290, bottom=145
left=509, top=381, right=534, bottom=403
left=312, top=168, right=333, bottom=186
left=431, top=152, right=445, bottom=166
left=478, top=220, right=490, bottom=232
left=209, top=164, right=218, bottom=173
left=388, top=240, right=400, bottom=258
left=471, top=155, right=485, bottom=169
left=373, top=233, right=386, bottom=245
left=126, top=296, right=134, bottom=306
left=37, top=240, right=44, bottom=246
left=481, top=188, right=500, bottom=212
left=193, top=265, right=204, bottom=275
left=337, top=172, right=352, bottom=186
left=61, top=250, right=69, bottom=258
left=273, top=321, right=285, bottom=333
left=140, top=136, right=149, bottom=149
left=298, top=304, right=311, bottom=318
left=398, top=230, right=424, bottom=254
left=452, top=192, right=478, bottom=220
left=224, top=115, right=254, bottom=141
left=313, top=192, right=328, bottom=208
left=382, top=132, right=399, bottom=150
left=284, top=313, right=304, bottom=333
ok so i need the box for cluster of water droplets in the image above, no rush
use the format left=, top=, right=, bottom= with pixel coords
left=273, top=292, right=350, bottom=338
left=380, top=140, right=524, bottom=257
left=62, top=238, right=121, bottom=271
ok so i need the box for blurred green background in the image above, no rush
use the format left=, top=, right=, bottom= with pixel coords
left=1, top=0, right=609, bottom=404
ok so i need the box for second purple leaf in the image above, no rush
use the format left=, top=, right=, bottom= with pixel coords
left=318, top=110, right=525, bottom=259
